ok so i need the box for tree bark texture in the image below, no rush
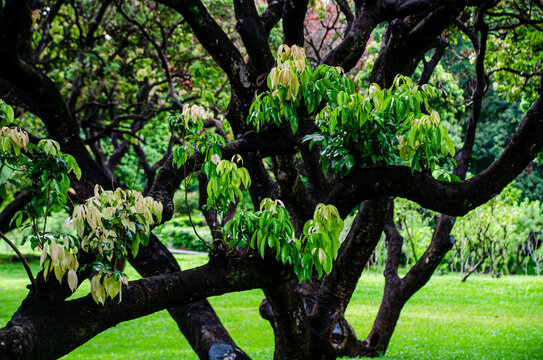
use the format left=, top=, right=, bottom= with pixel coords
left=0, top=1, right=541, bottom=359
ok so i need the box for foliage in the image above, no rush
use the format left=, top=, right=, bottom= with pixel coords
left=249, top=45, right=457, bottom=179
left=1, top=101, right=163, bottom=305
left=171, top=104, right=226, bottom=169
left=1, top=102, right=80, bottom=219
left=310, top=76, right=456, bottom=178
left=201, top=157, right=251, bottom=214
left=172, top=188, right=200, bottom=216
left=449, top=186, right=543, bottom=276
left=171, top=88, right=344, bottom=280
left=1, top=0, right=543, bottom=357
left=387, top=187, right=543, bottom=276
left=486, top=5, right=543, bottom=103
left=72, top=186, right=163, bottom=304
left=226, top=200, right=343, bottom=281
left=153, top=216, right=210, bottom=252
left=470, top=88, right=543, bottom=201
left=1, top=101, right=82, bottom=293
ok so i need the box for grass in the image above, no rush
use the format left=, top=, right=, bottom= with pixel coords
left=0, top=254, right=542, bottom=359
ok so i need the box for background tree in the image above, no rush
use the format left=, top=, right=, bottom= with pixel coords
left=0, top=0, right=542, bottom=359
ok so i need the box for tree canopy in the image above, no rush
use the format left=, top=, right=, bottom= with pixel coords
left=0, top=0, right=542, bottom=359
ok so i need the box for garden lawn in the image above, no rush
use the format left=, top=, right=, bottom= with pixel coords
left=0, top=254, right=542, bottom=360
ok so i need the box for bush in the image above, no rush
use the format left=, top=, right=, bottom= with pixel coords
left=153, top=215, right=210, bottom=252
left=448, top=186, right=543, bottom=276
left=362, top=186, right=543, bottom=277
left=172, top=189, right=200, bottom=217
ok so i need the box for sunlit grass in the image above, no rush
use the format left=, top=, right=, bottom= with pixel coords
left=1, top=254, right=542, bottom=359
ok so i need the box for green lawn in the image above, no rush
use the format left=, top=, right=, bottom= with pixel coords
left=1, top=254, right=542, bottom=359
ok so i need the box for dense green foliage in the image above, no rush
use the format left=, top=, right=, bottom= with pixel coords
left=387, top=187, right=543, bottom=277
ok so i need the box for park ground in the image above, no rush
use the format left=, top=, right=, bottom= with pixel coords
left=1, top=253, right=542, bottom=360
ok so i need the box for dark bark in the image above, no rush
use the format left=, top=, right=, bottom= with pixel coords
left=358, top=8, right=496, bottom=354
left=327, top=94, right=543, bottom=217
left=148, top=123, right=303, bottom=222
left=263, top=282, right=313, bottom=359
left=283, top=0, right=309, bottom=46
left=0, top=5, right=268, bottom=356
left=308, top=198, right=390, bottom=359
left=234, top=0, right=275, bottom=74
left=317, top=199, right=389, bottom=313
left=259, top=199, right=390, bottom=360
left=261, top=0, right=285, bottom=34
left=454, top=11, right=490, bottom=178
left=300, top=142, right=331, bottom=203
left=362, top=215, right=456, bottom=355
left=335, top=0, right=354, bottom=36
left=129, top=234, right=251, bottom=359
left=0, top=256, right=290, bottom=360
left=1, top=1, right=541, bottom=359
left=271, top=154, right=315, bottom=234
left=370, top=3, right=466, bottom=87
left=322, top=9, right=379, bottom=71
left=0, top=8, right=110, bottom=199
left=417, top=35, right=448, bottom=86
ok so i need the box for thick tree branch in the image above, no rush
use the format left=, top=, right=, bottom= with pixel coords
left=283, top=0, right=309, bottom=46
left=317, top=198, right=389, bottom=312
left=155, top=0, right=251, bottom=91
left=335, top=0, right=355, bottom=35
left=327, top=93, right=543, bottom=218
left=234, top=0, right=275, bottom=73
left=383, top=206, right=402, bottom=282
left=0, top=257, right=291, bottom=360
left=417, top=35, right=448, bottom=86
left=371, top=2, right=466, bottom=87
left=260, top=0, right=285, bottom=33
left=323, top=0, right=444, bottom=72
left=321, top=9, right=379, bottom=71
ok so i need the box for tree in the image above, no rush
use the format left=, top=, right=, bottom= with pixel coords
left=0, top=0, right=542, bottom=359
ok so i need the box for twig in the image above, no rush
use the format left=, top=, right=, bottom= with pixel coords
left=183, top=158, right=214, bottom=252
left=402, top=218, right=419, bottom=262
left=0, top=230, right=37, bottom=291
left=461, top=255, right=486, bottom=282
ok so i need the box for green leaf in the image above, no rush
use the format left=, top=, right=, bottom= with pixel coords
left=4, top=104, right=14, bottom=123
left=323, top=253, right=333, bottom=274
left=257, top=229, right=266, bottom=258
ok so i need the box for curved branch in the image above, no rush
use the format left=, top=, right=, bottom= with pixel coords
left=234, top=0, right=275, bottom=73
left=327, top=94, right=543, bottom=217
left=148, top=123, right=305, bottom=221
left=155, top=0, right=251, bottom=91
left=260, top=0, right=285, bottom=33
left=335, top=0, right=354, bottom=35
left=321, top=9, right=379, bottom=70
left=0, top=256, right=290, bottom=360
left=317, top=198, right=389, bottom=312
